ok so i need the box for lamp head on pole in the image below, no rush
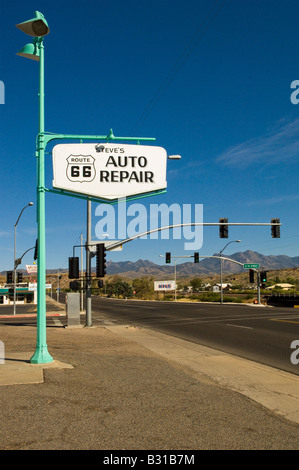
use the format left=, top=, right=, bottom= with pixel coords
left=16, top=39, right=40, bottom=61
left=16, top=11, right=50, bottom=37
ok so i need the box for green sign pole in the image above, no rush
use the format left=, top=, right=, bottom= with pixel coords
left=30, top=36, right=53, bottom=364
left=16, top=11, right=53, bottom=364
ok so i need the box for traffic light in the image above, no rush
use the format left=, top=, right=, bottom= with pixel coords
left=34, top=238, right=38, bottom=260
left=70, top=280, right=80, bottom=291
left=98, top=279, right=104, bottom=288
left=249, top=269, right=254, bottom=283
left=96, top=243, right=107, bottom=277
left=68, top=257, right=79, bottom=279
left=260, top=271, right=267, bottom=288
left=6, top=271, right=13, bottom=284
left=165, top=252, right=171, bottom=264
left=194, top=252, right=199, bottom=263
left=17, top=272, right=23, bottom=283
left=271, top=218, right=280, bottom=238
left=219, top=218, right=228, bottom=238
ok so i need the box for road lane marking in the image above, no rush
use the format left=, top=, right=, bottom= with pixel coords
left=270, top=319, right=299, bottom=324
left=226, top=324, right=253, bottom=329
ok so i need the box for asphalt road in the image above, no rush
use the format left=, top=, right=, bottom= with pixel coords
left=89, top=297, right=299, bottom=376
left=2, top=295, right=299, bottom=376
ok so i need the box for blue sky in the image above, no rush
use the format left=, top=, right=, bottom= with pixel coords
left=0, top=0, right=299, bottom=271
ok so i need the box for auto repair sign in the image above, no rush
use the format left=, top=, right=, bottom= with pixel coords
left=52, top=143, right=167, bottom=200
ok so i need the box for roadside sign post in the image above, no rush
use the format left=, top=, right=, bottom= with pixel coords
left=16, top=12, right=53, bottom=364
left=243, top=263, right=261, bottom=304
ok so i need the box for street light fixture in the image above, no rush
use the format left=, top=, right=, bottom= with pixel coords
left=14, top=202, right=33, bottom=315
left=16, top=11, right=50, bottom=37
left=16, top=11, right=53, bottom=364
left=219, top=240, right=241, bottom=304
left=16, top=39, right=40, bottom=61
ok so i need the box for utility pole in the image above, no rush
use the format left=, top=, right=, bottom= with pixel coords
left=219, top=240, right=241, bottom=304
left=57, top=270, right=60, bottom=303
left=174, top=260, right=177, bottom=301
left=80, top=232, right=84, bottom=312
left=86, top=199, right=92, bottom=326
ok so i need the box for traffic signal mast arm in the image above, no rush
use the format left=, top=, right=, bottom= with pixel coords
left=163, top=254, right=246, bottom=267
left=106, top=220, right=281, bottom=251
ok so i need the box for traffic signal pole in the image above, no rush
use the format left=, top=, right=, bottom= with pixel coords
left=257, top=272, right=261, bottom=304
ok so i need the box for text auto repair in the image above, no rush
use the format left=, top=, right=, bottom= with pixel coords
left=70, top=146, right=154, bottom=183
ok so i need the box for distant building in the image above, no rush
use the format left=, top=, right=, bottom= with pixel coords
left=266, top=283, right=295, bottom=291
left=212, top=283, right=231, bottom=293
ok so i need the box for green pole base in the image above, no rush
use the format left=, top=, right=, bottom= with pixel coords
left=30, top=346, right=53, bottom=364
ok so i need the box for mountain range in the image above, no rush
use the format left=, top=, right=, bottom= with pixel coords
left=104, top=250, right=299, bottom=278
left=2, top=251, right=298, bottom=279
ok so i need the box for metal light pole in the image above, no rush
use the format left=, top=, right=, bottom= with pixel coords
left=80, top=233, right=84, bottom=312
left=86, top=199, right=92, bottom=327
left=160, top=254, right=192, bottom=301
left=13, top=202, right=33, bottom=315
left=16, top=11, right=53, bottom=363
left=174, top=260, right=177, bottom=301
left=219, top=240, right=241, bottom=304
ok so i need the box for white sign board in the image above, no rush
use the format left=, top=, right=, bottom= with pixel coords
left=26, top=264, right=37, bottom=274
left=154, top=281, right=176, bottom=291
left=52, top=143, right=167, bottom=200
left=29, top=283, right=52, bottom=291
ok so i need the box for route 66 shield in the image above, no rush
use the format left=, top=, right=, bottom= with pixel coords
left=66, top=155, right=96, bottom=183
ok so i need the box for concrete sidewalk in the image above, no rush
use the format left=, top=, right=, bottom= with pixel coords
left=0, top=304, right=298, bottom=449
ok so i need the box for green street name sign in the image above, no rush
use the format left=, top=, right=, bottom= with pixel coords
left=243, top=263, right=260, bottom=269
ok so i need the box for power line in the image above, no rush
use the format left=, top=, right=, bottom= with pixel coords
left=131, top=0, right=227, bottom=134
